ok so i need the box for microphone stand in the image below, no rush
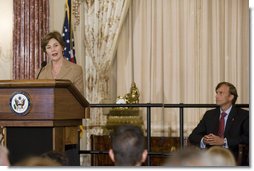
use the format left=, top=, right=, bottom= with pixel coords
left=36, top=61, right=47, bottom=79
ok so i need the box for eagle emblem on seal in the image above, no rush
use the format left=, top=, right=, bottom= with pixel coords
left=10, top=91, right=31, bottom=115
left=14, top=96, right=25, bottom=110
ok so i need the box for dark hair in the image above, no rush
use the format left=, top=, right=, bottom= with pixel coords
left=41, top=31, right=65, bottom=52
left=216, top=82, right=238, bottom=104
left=110, top=125, right=145, bottom=166
left=41, top=151, right=69, bottom=166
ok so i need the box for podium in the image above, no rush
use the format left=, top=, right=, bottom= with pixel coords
left=0, top=79, right=89, bottom=165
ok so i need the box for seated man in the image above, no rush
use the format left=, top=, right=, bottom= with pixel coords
left=188, top=82, right=249, bottom=165
left=109, top=125, right=147, bottom=166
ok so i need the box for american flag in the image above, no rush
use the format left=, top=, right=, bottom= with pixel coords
left=62, top=0, right=76, bottom=63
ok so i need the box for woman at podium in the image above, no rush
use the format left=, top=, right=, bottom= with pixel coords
left=37, top=31, right=84, bottom=95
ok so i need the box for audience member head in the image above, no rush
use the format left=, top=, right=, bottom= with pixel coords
left=109, top=124, right=147, bottom=166
left=41, top=151, right=69, bottom=166
left=14, top=156, right=61, bottom=166
left=206, top=146, right=236, bottom=166
left=0, top=145, right=10, bottom=166
left=164, top=147, right=209, bottom=166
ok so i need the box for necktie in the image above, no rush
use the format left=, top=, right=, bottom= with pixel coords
left=218, top=112, right=227, bottom=137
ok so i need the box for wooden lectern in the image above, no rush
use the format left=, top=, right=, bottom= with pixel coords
left=0, top=79, right=89, bottom=165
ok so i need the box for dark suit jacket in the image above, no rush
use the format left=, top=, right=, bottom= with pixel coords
left=188, top=106, right=249, bottom=159
left=37, top=58, right=84, bottom=95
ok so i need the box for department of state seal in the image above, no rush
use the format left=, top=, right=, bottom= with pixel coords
left=9, top=91, right=31, bottom=115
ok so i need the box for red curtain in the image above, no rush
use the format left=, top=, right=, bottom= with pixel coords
left=13, top=0, right=49, bottom=79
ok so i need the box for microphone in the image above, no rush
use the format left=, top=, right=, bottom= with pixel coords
left=36, top=61, right=47, bottom=79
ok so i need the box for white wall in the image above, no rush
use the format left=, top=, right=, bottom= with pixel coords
left=49, top=0, right=65, bottom=32
left=0, top=0, right=13, bottom=80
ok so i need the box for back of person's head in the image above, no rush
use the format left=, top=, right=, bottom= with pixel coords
left=205, top=146, right=236, bottom=166
left=14, top=156, right=61, bottom=166
left=109, top=124, right=147, bottom=166
left=0, top=145, right=10, bottom=166
left=41, top=151, right=69, bottom=166
left=164, top=147, right=210, bottom=166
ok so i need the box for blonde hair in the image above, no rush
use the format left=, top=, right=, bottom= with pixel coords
left=206, top=146, right=236, bottom=166
left=15, top=156, right=61, bottom=166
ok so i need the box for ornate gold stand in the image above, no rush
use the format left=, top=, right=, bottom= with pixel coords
left=0, top=126, right=6, bottom=145
left=103, top=82, right=144, bottom=134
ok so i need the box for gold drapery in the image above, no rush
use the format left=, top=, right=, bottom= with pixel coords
left=83, top=0, right=131, bottom=126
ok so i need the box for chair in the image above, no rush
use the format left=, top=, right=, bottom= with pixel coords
left=237, top=144, right=249, bottom=166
